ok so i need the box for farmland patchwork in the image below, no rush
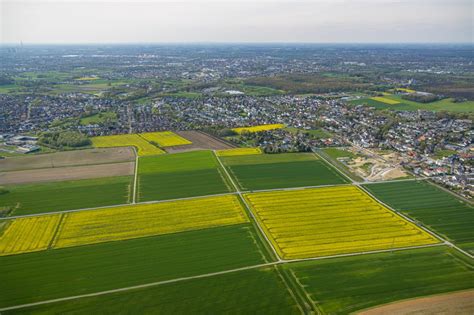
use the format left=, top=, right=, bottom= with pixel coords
left=0, top=195, right=248, bottom=255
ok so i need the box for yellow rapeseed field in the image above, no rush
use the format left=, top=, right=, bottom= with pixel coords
left=140, top=131, right=192, bottom=147
left=395, top=88, right=416, bottom=93
left=232, top=124, right=285, bottom=134
left=53, top=195, right=248, bottom=248
left=0, top=215, right=61, bottom=256
left=91, top=134, right=165, bottom=156
left=244, top=186, right=438, bottom=259
left=370, top=97, right=400, bottom=105
left=216, top=147, right=263, bottom=157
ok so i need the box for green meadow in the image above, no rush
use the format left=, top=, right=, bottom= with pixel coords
left=137, top=150, right=233, bottom=201
left=0, top=224, right=267, bottom=308
left=0, top=176, right=132, bottom=216
left=287, top=246, right=474, bottom=314
left=221, top=153, right=348, bottom=190
left=363, top=181, right=474, bottom=254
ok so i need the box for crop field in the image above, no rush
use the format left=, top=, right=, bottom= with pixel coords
left=216, top=147, right=262, bottom=157
left=91, top=134, right=165, bottom=156
left=54, top=195, right=248, bottom=248
left=8, top=267, right=299, bottom=314
left=0, top=195, right=248, bottom=253
left=370, top=96, right=401, bottom=104
left=363, top=181, right=474, bottom=253
left=394, top=87, right=416, bottom=93
left=138, top=150, right=232, bottom=201
left=139, top=131, right=192, bottom=147
left=232, top=123, right=285, bottom=134
left=0, top=225, right=268, bottom=308
left=0, top=215, right=61, bottom=256
left=0, top=176, right=132, bottom=216
left=350, top=95, right=474, bottom=113
left=244, top=186, right=438, bottom=259
left=285, top=246, right=474, bottom=314
left=323, top=147, right=357, bottom=159
left=221, top=153, right=348, bottom=190
left=0, top=147, right=134, bottom=172
left=0, top=161, right=134, bottom=185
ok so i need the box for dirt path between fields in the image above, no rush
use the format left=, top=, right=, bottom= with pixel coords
left=357, top=290, right=474, bottom=315
left=0, top=162, right=135, bottom=185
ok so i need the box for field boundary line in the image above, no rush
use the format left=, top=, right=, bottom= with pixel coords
left=47, top=213, right=65, bottom=249
left=424, top=178, right=473, bottom=205
left=0, top=160, right=136, bottom=173
left=312, top=150, right=355, bottom=184
left=281, top=242, right=446, bottom=264
left=361, top=178, right=426, bottom=185
left=0, top=262, right=278, bottom=312
left=358, top=184, right=474, bottom=259
left=2, top=182, right=360, bottom=221
left=288, top=268, right=322, bottom=314
left=0, top=243, right=451, bottom=312
left=213, top=150, right=282, bottom=261
left=132, top=147, right=139, bottom=204
left=0, top=192, right=239, bottom=220
left=273, top=266, right=307, bottom=314
left=243, top=183, right=353, bottom=194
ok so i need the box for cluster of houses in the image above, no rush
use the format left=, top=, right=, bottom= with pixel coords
left=1, top=90, right=471, bottom=197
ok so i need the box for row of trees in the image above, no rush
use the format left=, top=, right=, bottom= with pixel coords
left=39, top=131, right=91, bottom=149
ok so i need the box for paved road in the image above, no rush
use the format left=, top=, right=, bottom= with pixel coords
left=213, top=150, right=282, bottom=261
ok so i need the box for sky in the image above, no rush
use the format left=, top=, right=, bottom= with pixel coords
left=1, top=0, right=473, bottom=44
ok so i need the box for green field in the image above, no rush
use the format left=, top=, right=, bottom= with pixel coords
left=317, top=148, right=376, bottom=182
left=286, top=246, right=474, bottom=314
left=221, top=153, right=348, bottom=190
left=323, top=147, right=357, bottom=159
left=8, top=267, right=299, bottom=314
left=363, top=181, right=474, bottom=253
left=138, top=150, right=232, bottom=201
left=284, top=127, right=332, bottom=139
left=0, top=176, right=132, bottom=216
left=80, top=112, right=117, bottom=125
left=350, top=95, right=474, bottom=113
left=0, top=224, right=268, bottom=308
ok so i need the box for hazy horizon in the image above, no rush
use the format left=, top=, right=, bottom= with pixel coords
left=1, top=0, right=473, bottom=44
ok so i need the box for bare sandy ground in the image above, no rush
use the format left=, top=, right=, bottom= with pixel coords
left=165, top=131, right=234, bottom=153
left=358, top=290, right=474, bottom=315
left=0, top=147, right=135, bottom=172
left=345, top=147, right=409, bottom=181
left=0, top=162, right=134, bottom=185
